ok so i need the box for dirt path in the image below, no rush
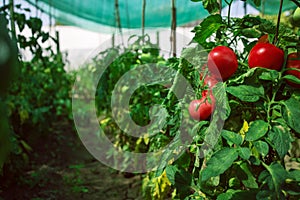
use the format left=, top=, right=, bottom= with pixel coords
left=0, top=122, right=144, bottom=200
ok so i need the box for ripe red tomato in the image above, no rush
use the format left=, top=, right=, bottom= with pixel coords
left=207, top=46, right=238, bottom=81
left=248, top=43, right=284, bottom=71
left=285, top=52, right=300, bottom=88
left=188, top=94, right=215, bottom=121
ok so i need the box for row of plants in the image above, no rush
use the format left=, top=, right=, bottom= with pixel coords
left=0, top=2, right=74, bottom=187
left=78, top=0, right=300, bottom=199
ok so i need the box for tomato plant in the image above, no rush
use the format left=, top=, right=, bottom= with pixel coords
left=0, top=3, right=73, bottom=185
left=140, top=1, right=300, bottom=199
left=248, top=43, right=284, bottom=70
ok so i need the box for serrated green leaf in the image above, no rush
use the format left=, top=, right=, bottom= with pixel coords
left=245, top=120, right=269, bottom=141
left=241, top=28, right=261, bottom=38
left=256, top=190, right=276, bottom=200
left=217, top=189, right=259, bottom=200
left=268, top=125, right=292, bottom=159
left=201, top=0, right=220, bottom=14
left=289, top=170, right=300, bottom=182
left=193, top=14, right=223, bottom=45
left=282, top=96, right=300, bottom=133
left=283, top=74, right=300, bottom=85
left=259, top=70, right=279, bottom=81
left=238, top=147, right=251, bottom=160
left=226, top=85, right=264, bottom=102
left=253, top=141, right=269, bottom=157
left=263, top=162, right=289, bottom=198
left=27, top=17, right=42, bottom=34
left=238, top=162, right=259, bottom=189
left=165, top=165, right=177, bottom=185
left=221, top=130, right=243, bottom=146
left=201, top=148, right=238, bottom=181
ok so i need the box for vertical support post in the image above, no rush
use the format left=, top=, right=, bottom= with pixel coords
left=261, top=0, right=265, bottom=17
left=56, top=31, right=60, bottom=53
left=244, top=1, right=247, bottom=15
left=9, top=0, right=16, bottom=41
left=142, top=0, right=146, bottom=38
left=114, top=0, right=123, bottom=44
left=112, top=33, right=115, bottom=48
left=171, top=0, right=176, bottom=57
left=156, top=31, right=159, bottom=47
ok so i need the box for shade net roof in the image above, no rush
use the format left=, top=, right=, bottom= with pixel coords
left=25, top=0, right=297, bottom=33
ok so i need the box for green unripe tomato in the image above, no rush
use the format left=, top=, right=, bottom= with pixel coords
left=292, top=7, right=300, bottom=27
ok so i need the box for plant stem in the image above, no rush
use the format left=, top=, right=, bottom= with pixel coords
left=273, top=0, right=283, bottom=45
left=171, top=0, right=176, bottom=57
left=225, top=0, right=233, bottom=27
left=142, top=0, right=146, bottom=38
left=290, top=0, right=300, bottom=7
left=9, top=0, right=16, bottom=41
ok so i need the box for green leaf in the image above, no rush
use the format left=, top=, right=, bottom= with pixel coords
left=238, top=162, right=259, bottom=189
left=259, top=70, right=279, bottom=81
left=226, top=85, right=264, bottom=102
left=201, top=148, right=238, bottom=181
left=238, top=147, right=251, bottom=160
left=201, top=0, right=220, bottom=14
left=193, top=14, right=223, bottom=46
left=174, top=169, right=192, bottom=197
left=221, top=130, right=243, bottom=146
left=165, top=165, right=177, bottom=185
left=217, top=189, right=259, bottom=200
left=283, top=74, right=300, bottom=85
left=240, top=28, right=261, bottom=38
left=289, top=170, right=300, bottom=182
left=282, top=96, right=300, bottom=133
left=227, top=67, right=258, bottom=85
left=256, top=190, right=276, bottom=200
left=262, top=162, right=289, bottom=198
left=253, top=141, right=269, bottom=157
left=268, top=125, right=292, bottom=159
left=245, top=120, right=269, bottom=141
left=27, top=17, right=42, bottom=34
left=15, top=13, right=26, bottom=32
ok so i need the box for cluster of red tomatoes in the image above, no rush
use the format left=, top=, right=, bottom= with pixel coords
left=189, top=39, right=300, bottom=121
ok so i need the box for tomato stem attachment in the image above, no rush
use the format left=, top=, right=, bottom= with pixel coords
left=273, top=0, right=283, bottom=45
left=224, top=0, right=233, bottom=26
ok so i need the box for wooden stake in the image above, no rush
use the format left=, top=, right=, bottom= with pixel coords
left=171, top=0, right=176, bottom=57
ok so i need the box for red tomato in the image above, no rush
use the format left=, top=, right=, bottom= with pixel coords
left=207, top=46, right=238, bottom=81
left=188, top=94, right=215, bottom=121
left=248, top=43, right=284, bottom=71
left=286, top=52, right=300, bottom=88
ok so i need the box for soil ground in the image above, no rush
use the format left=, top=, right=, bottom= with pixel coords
left=0, top=120, right=143, bottom=200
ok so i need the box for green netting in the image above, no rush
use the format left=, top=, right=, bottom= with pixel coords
left=247, top=0, right=297, bottom=15
left=25, top=0, right=297, bottom=33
